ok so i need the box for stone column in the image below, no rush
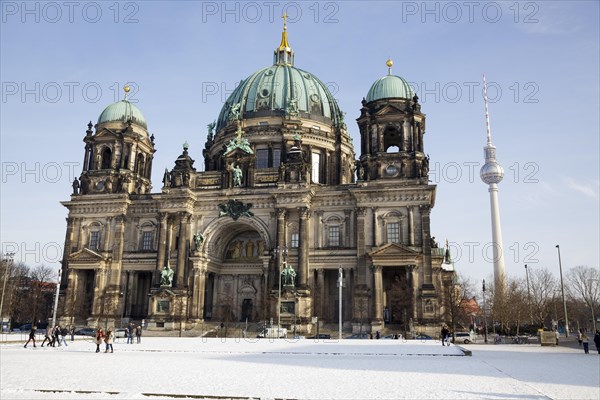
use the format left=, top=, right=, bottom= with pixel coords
left=129, top=141, right=138, bottom=171
left=83, top=144, right=90, bottom=172
left=103, top=217, right=113, bottom=253
left=378, top=124, right=385, bottom=153
left=371, top=207, right=378, bottom=247
left=155, top=213, right=168, bottom=285
left=298, top=207, right=310, bottom=288
left=317, top=268, right=325, bottom=318
left=63, top=269, right=77, bottom=320
left=402, top=118, right=411, bottom=152
left=60, top=217, right=75, bottom=288
left=274, top=208, right=286, bottom=288
left=191, top=265, right=207, bottom=319
left=408, top=206, right=415, bottom=246
left=355, top=208, right=367, bottom=285
left=344, top=210, right=351, bottom=247
left=176, top=212, right=190, bottom=288
left=420, top=206, right=434, bottom=289
left=373, top=265, right=383, bottom=321
left=315, top=211, right=323, bottom=248
left=110, top=215, right=126, bottom=285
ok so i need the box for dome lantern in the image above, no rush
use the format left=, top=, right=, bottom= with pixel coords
left=273, top=12, right=294, bottom=66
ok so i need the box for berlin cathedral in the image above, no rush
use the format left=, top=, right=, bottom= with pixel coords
left=58, top=20, right=454, bottom=336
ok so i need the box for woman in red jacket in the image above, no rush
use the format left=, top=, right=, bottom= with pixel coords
left=94, top=328, right=104, bottom=353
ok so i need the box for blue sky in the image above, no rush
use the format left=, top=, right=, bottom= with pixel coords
left=1, top=1, right=599, bottom=286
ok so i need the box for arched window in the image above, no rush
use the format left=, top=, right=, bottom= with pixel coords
left=135, top=154, right=145, bottom=174
left=101, top=148, right=112, bottom=169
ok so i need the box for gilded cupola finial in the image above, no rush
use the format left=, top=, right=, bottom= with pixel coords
left=123, top=84, right=131, bottom=100
left=386, top=58, right=393, bottom=75
left=279, top=12, right=290, bottom=50
left=274, top=12, right=294, bottom=66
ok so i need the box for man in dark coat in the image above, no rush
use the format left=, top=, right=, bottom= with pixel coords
left=441, top=325, right=450, bottom=346
left=593, top=330, right=600, bottom=354
left=24, top=326, right=37, bottom=348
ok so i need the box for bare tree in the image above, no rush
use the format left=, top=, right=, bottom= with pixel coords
left=529, top=267, right=557, bottom=327
left=1, top=261, right=28, bottom=328
left=442, top=273, right=475, bottom=339
left=28, top=265, right=55, bottom=326
left=566, top=265, right=600, bottom=331
left=503, top=278, right=529, bottom=335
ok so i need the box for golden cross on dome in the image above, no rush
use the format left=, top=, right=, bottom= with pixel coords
left=282, top=12, right=288, bottom=30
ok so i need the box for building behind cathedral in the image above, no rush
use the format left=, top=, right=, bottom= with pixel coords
left=59, top=22, right=454, bottom=336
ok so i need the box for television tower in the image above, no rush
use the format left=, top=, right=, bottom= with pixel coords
left=480, top=75, right=507, bottom=293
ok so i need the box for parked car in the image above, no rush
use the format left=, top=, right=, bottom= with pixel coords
left=414, top=334, right=433, bottom=340
left=307, top=333, right=331, bottom=339
left=451, top=332, right=472, bottom=344
left=346, top=333, right=370, bottom=339
left=382, top=334, right=402, bottom=340
left=74, top=328, right=96, bottom=337
left=115, top=329, right=127, bottom=338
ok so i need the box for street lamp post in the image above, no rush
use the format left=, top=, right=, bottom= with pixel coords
left=555, top=245, right=569, bottom=337
left=587, top=279, right=599, bottom=332
left=0, top=253, right=15, bottom=331
left=525, top=264, right=533, bottom=325
left=482, top=279, right=488, bottom=343
left=51, top=268, right=62, bottom=328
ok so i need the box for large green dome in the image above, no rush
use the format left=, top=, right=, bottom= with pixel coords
left=97, top=99, right=147, bottom=129
left=217, top=64, right=343, bottom=130
left=366, top=74, right=414, bottom=103
left=216, top=21, right=343, bottom=131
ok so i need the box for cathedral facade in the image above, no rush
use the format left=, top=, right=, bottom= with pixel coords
left=59, top=23, right=453, bottom=335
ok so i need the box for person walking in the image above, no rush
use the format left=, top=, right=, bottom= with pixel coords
left=441, top=325, right=450, bottom=346
left=94, top=328, right=104, bottom=353
left=104, top=329, right=114, bottom=353
left=135, top=325, right=142, bottom=344
left=41, top=329, right=53, bottom=347
left=24, top=326, right=37, bottom=348
left=70, top=326, right=75, bottom=342
left=582, top=331, right=590, bottom=354
left=58, top=326, right=68, bottom=347
left=577, top=329, right=583, bottom=347
left=51, top=325, right=60, bottom=347
left=126, top=323, right=134, bottom=344
left=593, top=330, right=600, bottom=354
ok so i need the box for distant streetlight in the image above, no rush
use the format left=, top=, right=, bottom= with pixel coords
left=555, top=245, right=569, bottom=337
left=0, top=253, right=15, bottom=331
left=588, top=279, right=599, bottom=332
left=482, top=279, right=488, bottom=343
left=525, top=264, right=533, bottom=325
left=51, top=269, right=62, bottom=328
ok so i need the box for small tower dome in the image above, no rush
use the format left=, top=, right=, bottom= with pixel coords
left=366, top=59, right=414, bottom=102
left=97, top=86, right=147, bottom=129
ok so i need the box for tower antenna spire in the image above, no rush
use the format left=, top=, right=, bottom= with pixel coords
left=483, top=74, right=492, bottom=146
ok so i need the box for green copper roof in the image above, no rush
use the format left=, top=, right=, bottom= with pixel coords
left=366, top=74, right=414, bottom=102
left=216, top=64, right=343, bottom=130
left=97, top=100, right=147, bottom=129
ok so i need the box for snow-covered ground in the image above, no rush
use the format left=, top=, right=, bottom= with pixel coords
left=1, top=337, right=598, bottom=399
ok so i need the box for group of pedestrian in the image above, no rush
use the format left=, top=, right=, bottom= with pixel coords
left=24, top=325, right=73, bottom=348
left=94, top=327, right=115, bottom=353
left=125, top=322, right=143, bottom=344
left=577, top=328, right=600, bottom=354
